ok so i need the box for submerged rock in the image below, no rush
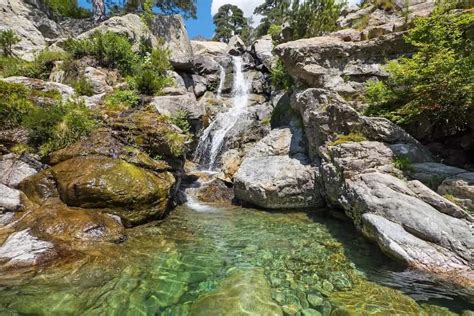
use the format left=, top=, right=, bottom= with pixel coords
left=190, top=269, right=283, bottom=316
left=0, top=154, right=38, bottom=188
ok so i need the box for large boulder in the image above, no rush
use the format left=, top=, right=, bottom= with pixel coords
left=149, top=14, right=193, bottom=70
left=0, top=0, right=63, bottom=60
left=2, top=77, right=75, bottom=101
left=191, top=40, right=227, bottom=56
left=78, top=14, right=157, bottom=52
left=190, top=269, right=282, bottom=316
left=252, top=35, right=275, bottom=70
left=234, top=126, right=324, bottom=209
left=438, top=173, right=474, bottom=213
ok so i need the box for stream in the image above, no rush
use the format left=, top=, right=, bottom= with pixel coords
left=0, top=202, right=471, bottom=314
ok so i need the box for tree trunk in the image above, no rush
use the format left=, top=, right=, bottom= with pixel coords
left=92, top=0, right=106, bottom=22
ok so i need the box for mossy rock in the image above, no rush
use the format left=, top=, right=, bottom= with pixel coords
left=16, top=198, right=125, bottom=243
left=190, top=269, right=283, bottom=316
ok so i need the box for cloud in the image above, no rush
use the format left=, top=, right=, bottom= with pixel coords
left=211, top=0, right=265, bottom=17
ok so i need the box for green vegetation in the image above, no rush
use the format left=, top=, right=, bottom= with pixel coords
left=104, top=89, right=141, bottom=112
left=254, top=0, right=291, bottom=37
left=271, top=59, right=294, bottom=91
left=330, top=133, right=367, bottom=146
left=169, top=111, right=191, bottom=134
left=361, top=0, right=396, bottom=11
left=0, top=49, right=67, bottom=79
left=72, top=76, right=94, bottom=96
left=24, top=101, right=98, bottom=156
left=268, top=24, right=282, bottom=40
left=0, top=30, right=20, bottom=57
left=393, top=155, right=413, bottom=172
left=64, top=32, right=138, bottom=75
left=44, top=0, right=91, bottom=18
left=364, top=10, right=473, bottom=140
left=213, top=4, right=250, bottom=43
left=0, top=81, right=97, bottom=156
left=352, top=15, right=370, bottom=31
left=163, top=131, right=187, bottom=157
left=443, top=193, right=458, bottom=204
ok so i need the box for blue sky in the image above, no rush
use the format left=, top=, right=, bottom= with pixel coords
left=78, top=0, right=360, bottom=40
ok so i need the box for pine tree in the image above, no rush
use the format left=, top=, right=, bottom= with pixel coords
left=213, top=4, right=248, bottom=43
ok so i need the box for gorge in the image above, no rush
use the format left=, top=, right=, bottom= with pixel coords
left=0, top=0, right=473, bottom=315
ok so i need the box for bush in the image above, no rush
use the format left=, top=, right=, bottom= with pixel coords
left=164, top=131, right=187, bottom=157
left=23, top=101, right=98, bottom=156
left=64, top=32, right=138, bottom=75
left=268, top=24, right=282, bottom=39
left=0, top=81, right=34, bottom=129
left=104, top=89, right=141, bottom=111
left=330, top=133, right=367, bottom=146
left=130, top=45, right=172, bottom=95
left=364, top=11, right=474, bottom=140
left=393, top=155, right=412, bottom=171
left=72, top=76, right=94, bottom=96
left=0, top=30, right=20, bottom=56
left=0, top=50, right=66, bottom=79
left=271, top=59, right=294, bottom=92
left=169, top=111, right=191, bottom=133
left=44, top=0, right=91, bottom=18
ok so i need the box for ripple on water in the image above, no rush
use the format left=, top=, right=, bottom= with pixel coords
left=0, top=205, right=472, bottom=315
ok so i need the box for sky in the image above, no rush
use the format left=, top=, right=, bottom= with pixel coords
left=78, top=0, right=361, bottom=39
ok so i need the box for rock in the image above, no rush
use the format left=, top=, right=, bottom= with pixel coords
left=307, top=293, right=324, bottom=307
left=19, top=199, right=125, bottom=242
left=331, top=29, right=362, bottom=42
left=302, top=308, right=322, bottom=316
left=2, top=77, right=75, bottom=101
left=191, top=40, right=227, bottom=56
left=408, top=162, right=467, bottom=189
left=252, top=35, right=275, bottom=70
left=82, top=66, right=114, bottom=95
left=0, top=229, right=57, bottom=268
left=362, top=213, right=473, bottom=286
left=78, top=14, right=156, bottom=52
left=193, top=55, right=220, bottom=75
left=438, top=173, right=474, bottom=213
left=0, top=184, right=23, bottom=212
left=227, top=36, right=245, bottom=56
left=190, top=269, right=282, bottom=316
left=191, top=74, right=207, bottom=98
left=407, top=180, right=471, bottom=219
left=0, top=0, right=63, bottom=60
left=150, top=14, right=193, bottom=70
left=0, top=128, right=29, bottom=149
left=219, top=149, right=242, bottom=181
left=49, top=156, right=175, bottom=226
left=0, top=154, right=38, bottom=188
left=389, top=143, right=433, bottom=163
left=246, top=127, right=306, bottom=159
left=235, top=156, right=323, bottom=209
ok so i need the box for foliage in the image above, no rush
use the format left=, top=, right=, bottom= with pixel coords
left=163, top=130, right=187, bottom=157
left=44, top=0, right=91, bottom=18
left=104, top=89, right=141, bottom=111
left=0, top=50, right=66, bottom=79
left=0, top=81, right=34, bottom=129
left=290, top=0, right=346, bottom=40
left=364, top=11, right=474, bottom=140
left=271, top=59, right=294, bottom=91
left=352, top=15, right=370, bottom=31
left=361, top=0, right=395, bottom=11
left=0, top=56, right=29, bottom=78
left=443, top=193, right=458, bottom=204
left=64, top=32, right=138, bottom=75
left=213, top=4, right=249, bottom=43
left=254, top=0, right=291, bottom=37
left=121, top=0, right=197, bottom=19
left=23, top=101, right=98, bottom=156
left=268, top=24, right=282, bottom=39
left=141, top=0, right=155, bottom=27
left=130, top=45, right=172, bottom=95
left=393, top=155, right=412, bottom=171
left=73, top=76, right=94, bottom=96
left=330, top=133, right=367, bottom=146
left=169, top=111, right=191, bottom=133
left=0, top=30, right=20, bottom=57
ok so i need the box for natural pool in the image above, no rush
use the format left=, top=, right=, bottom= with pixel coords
left=0, top=203, right=472, bottom=315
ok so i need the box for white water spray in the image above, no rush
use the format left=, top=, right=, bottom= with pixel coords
left=216, top=65, right=225, bottom=99
left=194, top=56, right=250, bottom=170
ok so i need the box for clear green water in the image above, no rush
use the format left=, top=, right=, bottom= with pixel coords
left=0, top=204, right=472, bottom=315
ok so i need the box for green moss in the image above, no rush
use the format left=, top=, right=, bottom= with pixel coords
left=104, top=89, right=141, bottom=112
left=330, top=133, right=367, bottom=146
left=393, top=155, right=413, bottom=172
left=72, top=76, right=94, bottom=96
left=164, top=131, right=187, bottom=157
left=443, top=193, right=457, bottom=203
left=10, top=143, right=33, bottom=155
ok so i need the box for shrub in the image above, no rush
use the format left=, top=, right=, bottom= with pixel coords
left=330, top=133, right=367, bottom=146
left=23, top=101, right=98, bottom=156
left=64, top=32, right=138, bottom=75
left=268, top=24, right=282, bottom=39
left=164, top=131, right=187, bottom=157
left=104, top=89, right=141, bottom=111
left=169, top=111, right=191, bottom=133
left=44, top=0, right=91, bottom=18
left=130, top=45, right=172, bottom=95
left=73, top=76, right=94, bottom=96
left=0, top=50, right=66, bottom=79
left=364, top=11, right=473, bottom=140
left=271, top=59, right=294, bottom=92
left=393, top=155, right=413, bottom=171
left=0, top=30, right=20, bottom=56
left=0, top=81, right=34, bottom=129
left=352, top=15, right=370, bottom=31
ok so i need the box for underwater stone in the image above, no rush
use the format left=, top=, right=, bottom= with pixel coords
left=307, top=293, right=324, bottom=308
left=302, top=309, right=322, bottom=316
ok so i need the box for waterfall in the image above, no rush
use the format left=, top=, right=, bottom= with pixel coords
left=216, top=65, right=225, bottom=99
left=194, top=56, right=250, bottom=170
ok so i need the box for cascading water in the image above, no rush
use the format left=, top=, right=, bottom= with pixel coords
left=216, top=65, right=225, bottom=99
left=194, top=56, right=250, bottom=170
